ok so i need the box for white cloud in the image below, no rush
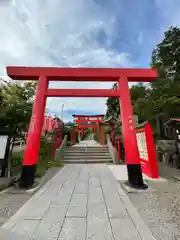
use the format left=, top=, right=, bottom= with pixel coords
left=0, top=0, right=131, bottom=69
left=0, top=0, right=131, bottom=121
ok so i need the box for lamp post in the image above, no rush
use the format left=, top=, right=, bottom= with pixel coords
left=61, top=104, right=64, bottom=122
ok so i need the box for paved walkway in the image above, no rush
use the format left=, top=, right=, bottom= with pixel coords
left=0, top=164, right=155, bottom=240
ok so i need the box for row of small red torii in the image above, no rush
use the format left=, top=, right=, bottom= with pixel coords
left=73, top=114, right=104, bottom=136
left=72, top=114, right=122, bottom=162
left=43, top=116, right=59, bottom=133
left=7, top=66, right=158, bottom=189
left=42, top=116, right=63, bottom=159
left=25, top=116, right=63, bottom=159
left=25, top=116, right=59, bottom=136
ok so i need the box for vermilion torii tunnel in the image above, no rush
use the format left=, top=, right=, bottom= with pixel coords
left=6, top=66, right=157, bottom=189
left=73, top=114, right=104, bottom=136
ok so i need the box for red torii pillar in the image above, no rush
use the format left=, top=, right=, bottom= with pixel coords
left=81, top=128, right=84, bottom=137
left=21, top=76, right=48, bottom=187
left=118, top=76, right=146, bottom=188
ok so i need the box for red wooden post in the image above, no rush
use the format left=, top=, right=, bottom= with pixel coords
left=118, top=77, right=147, bottom=189
left=93, top=127, right=96, bottom=134
left=52, top=119, right=56, bottom=130
left=71, top=131, right=77, bottom=145
left=145, top=123, right=159, bottom=178
left=99, top=125, right=105, bottom=145
left=116, top=136, right=121, bottom=162
left=81, top=128, right=84, bottom=137
left=20, top=76, right=48, bottom=188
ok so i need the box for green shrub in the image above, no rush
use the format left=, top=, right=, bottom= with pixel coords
left=35, top=136, right=52, bottom=177
left=10, top=136, right=62, bottom=178
left=48, top=161, right=63, bottom=168
left=39, top=136, right=52, bottom=161
left=11, top=151, right=23, bottom=167
left=94, top=133, right=99, bottom=142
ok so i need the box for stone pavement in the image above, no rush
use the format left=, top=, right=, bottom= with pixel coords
left=0, top=164, right=155, bottom=239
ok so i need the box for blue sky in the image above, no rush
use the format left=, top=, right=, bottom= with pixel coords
left=0, top=0, right=180, bottom=122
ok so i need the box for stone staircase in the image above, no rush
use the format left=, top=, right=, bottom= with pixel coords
left=61, top=140, right=113, bottom=164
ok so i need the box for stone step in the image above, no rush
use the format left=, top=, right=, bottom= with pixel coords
left=64, top=154, right=111, bottom=159
left=65, top=148, right=108, bottom=152
left=66, top=149, right=109, bottom=152
left=64, top=151, right=110, bottom=154
left=67, top=146, right=108, bottom=149
left=64, top=151, right=109, bottom=155
left=60, top=159, right=113, bottom=164
left=63, top=154, right=111, bottom=159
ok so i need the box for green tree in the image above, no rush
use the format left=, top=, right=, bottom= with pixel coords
left=152, top=26, right=180, bottom=82
left=0, top=81, right=36, bottom=136
left=130, top=84, right=150, bottom=121
left=106, top=83, right=149, bottom=122
left=106, top=83, right=119, bottom=118
left=151, top=26, right=180, bottom=117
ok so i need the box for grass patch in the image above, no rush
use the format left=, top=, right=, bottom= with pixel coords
left=10, top=153, right=63, bottom=179
left=11, top=151, right=24, bottom=176
left=11, top=151, right=23, bottom=167
left=35, top=155, right=50, bottom=178
left=48, top=161, right=64, bottom=168
left=35, top=160, right=63, bottom=178
left=35, top=165, right=47, bottom=178
left=0, top=184, right=9, bottom=191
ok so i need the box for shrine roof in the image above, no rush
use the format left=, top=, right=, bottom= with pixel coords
left=72, top=114, right=104, bottom=118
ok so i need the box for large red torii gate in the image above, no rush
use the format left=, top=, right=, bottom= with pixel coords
left=7, top=66, right=157, bottom=189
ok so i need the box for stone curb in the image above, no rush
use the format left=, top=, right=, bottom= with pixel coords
left=115, top=180, right=156, bottom=240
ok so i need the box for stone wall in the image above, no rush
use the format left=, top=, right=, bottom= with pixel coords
left=156, top=140, right=176, bottom=165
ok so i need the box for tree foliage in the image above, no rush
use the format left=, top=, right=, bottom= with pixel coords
left=106, top=83, right=150, bottom=122
left=151, top=27, right=180, bottom=117
left=0, top=81, right=36, bottom=136
left=106, top=26, right=180, bottom=124
left=106, top=83, right=119, bottom=118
